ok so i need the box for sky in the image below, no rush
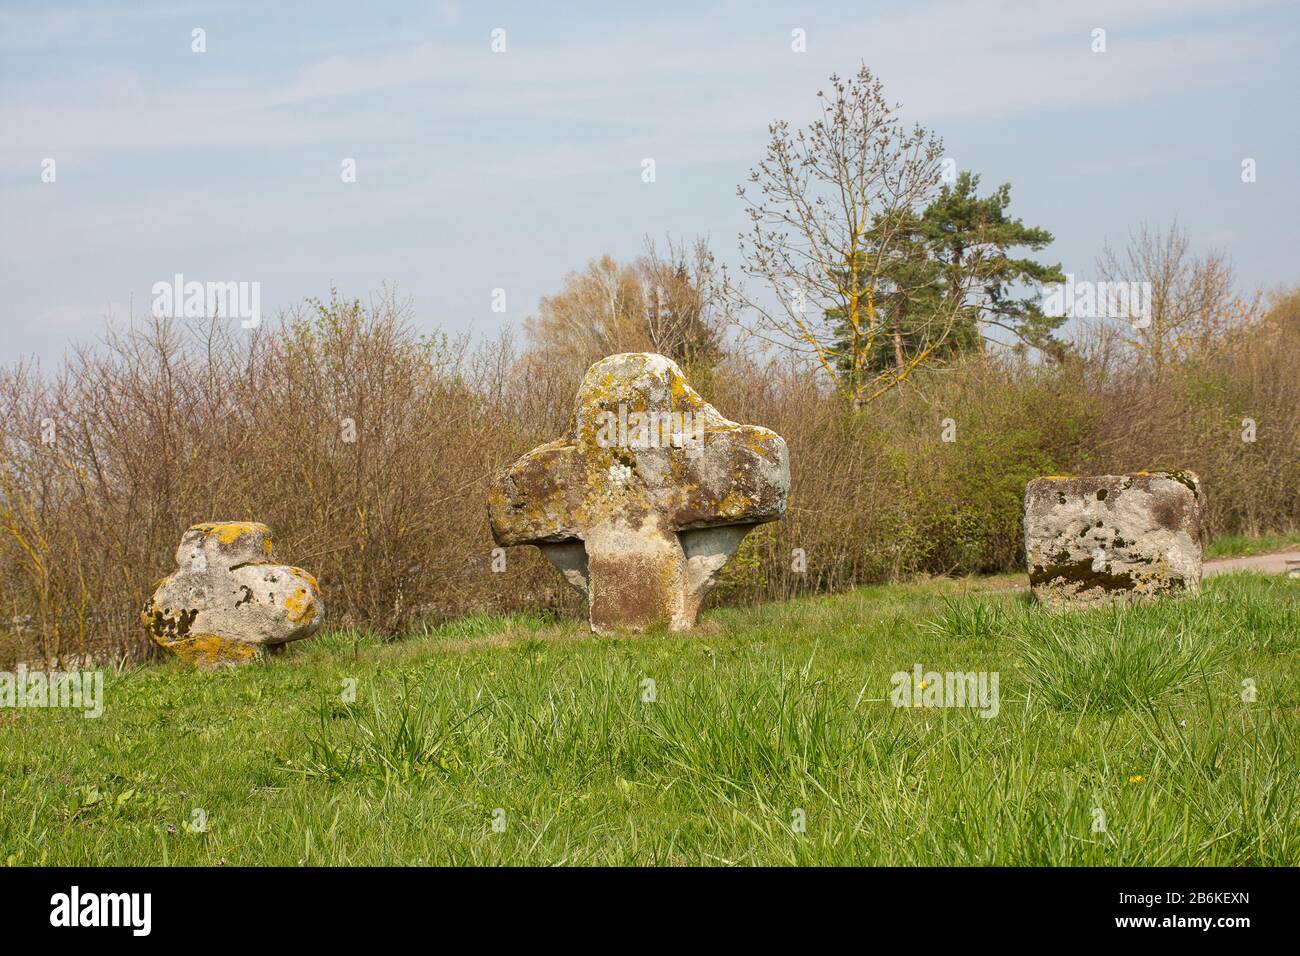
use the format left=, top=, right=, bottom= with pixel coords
left=1, top=0, right=1297, bottom=365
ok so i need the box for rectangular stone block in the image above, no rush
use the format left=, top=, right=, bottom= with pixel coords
left=1024, top=472, right=1203, bottom=608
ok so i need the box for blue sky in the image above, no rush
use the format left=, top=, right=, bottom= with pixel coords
left=2, top=0, right=1297, bottom=364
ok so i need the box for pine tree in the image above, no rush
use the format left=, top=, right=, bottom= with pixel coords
left=828, top=171, right=1066, bottom=377
left=920, top=171, right=1066, bottom=358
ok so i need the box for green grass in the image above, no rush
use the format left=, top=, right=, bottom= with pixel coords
left=1205, top=531, right=1300, bottom=559
left=2, top=573, right=1297, bottom=865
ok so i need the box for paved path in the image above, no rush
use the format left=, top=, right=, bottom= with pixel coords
left=1204, top=550, right=1300, bottom=578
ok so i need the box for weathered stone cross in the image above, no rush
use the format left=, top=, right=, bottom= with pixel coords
left=488, top=353, right=790, bottom=635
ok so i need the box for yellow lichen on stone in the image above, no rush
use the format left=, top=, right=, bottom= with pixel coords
left=283, top=587, right=317, bottom=625
left=193, top=521, right=265, bottom=544
left=287, top=567, right=319, bottom=589
left=746, top=433, right=775, bottom=457
left=715, top=490, right=751, bottom=519
left=168, top=633, right=261, bottom=668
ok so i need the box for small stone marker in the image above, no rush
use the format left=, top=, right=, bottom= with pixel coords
left=1024, top=472, right=1203, bottom=608
left=142, top=521, right=324, bottom=667
left=488, top=353, right=790, bottom=635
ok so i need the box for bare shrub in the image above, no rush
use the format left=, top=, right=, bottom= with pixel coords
left=0, top=292, right=566, bottom=665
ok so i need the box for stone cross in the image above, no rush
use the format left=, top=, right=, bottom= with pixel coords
left=142, top=521, right=324, bottom=667
left=1024, top=471, right=1203, bottom=608
left=488, top=353, right=790, bottom=635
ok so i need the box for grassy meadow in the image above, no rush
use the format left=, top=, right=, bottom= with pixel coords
left=1, top=570, right=1297, bottom=866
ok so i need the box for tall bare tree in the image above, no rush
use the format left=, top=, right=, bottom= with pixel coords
left=1096, top=221, right=1250, bottom=379
left=732, top=66, right=980, bottom=406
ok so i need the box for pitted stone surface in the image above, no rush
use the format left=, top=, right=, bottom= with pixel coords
left=1024, top=472, right=1203, bottom=608
left=488, top=353, right=790, bottom=634
left=142, top=521, right=324, bottom=667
